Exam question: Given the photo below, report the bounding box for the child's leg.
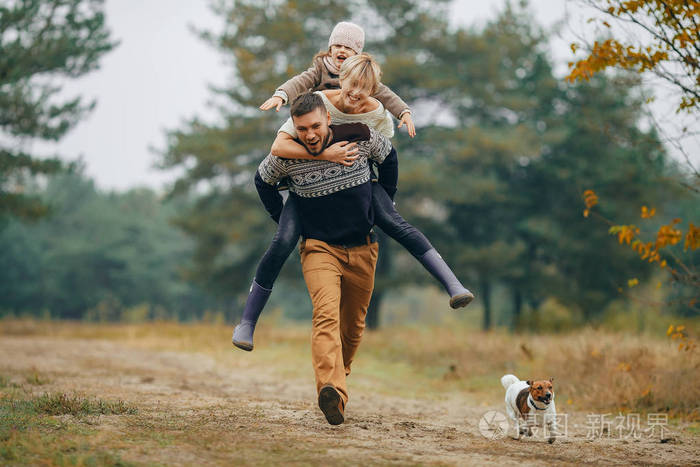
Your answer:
[232,195,302,351]
[371,183,474,308]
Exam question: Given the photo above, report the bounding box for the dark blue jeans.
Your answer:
[254,184,433,289]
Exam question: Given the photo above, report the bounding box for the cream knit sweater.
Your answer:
[279,91,394,139]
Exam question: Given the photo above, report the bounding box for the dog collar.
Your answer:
[528,395,548,411]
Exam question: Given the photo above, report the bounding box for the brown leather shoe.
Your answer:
[318,384,344,425]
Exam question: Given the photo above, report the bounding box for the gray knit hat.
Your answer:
[328,21,365,54]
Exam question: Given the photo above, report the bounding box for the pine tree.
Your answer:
[0,0,116,222]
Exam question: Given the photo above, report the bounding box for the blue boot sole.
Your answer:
[450,291,474,309]
[232,324,254,351]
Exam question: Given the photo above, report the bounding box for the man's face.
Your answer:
[292,108,332,156]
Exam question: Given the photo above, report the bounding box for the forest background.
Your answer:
[1,0,698,334]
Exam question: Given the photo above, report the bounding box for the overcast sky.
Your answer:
[36,0,694,191]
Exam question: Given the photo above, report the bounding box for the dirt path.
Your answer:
[1,335,698,466]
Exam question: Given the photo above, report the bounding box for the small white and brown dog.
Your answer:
[501,374,558,443]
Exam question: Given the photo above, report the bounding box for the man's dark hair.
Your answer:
[290,92,325,118]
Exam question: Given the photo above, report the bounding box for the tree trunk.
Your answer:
[512,288,522,331]
[481,280,492,331]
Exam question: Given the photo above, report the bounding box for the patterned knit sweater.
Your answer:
[256,123,394,245]
[259,123,391,198]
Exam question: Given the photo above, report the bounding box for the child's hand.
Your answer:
[260,96,284,112]
[320,141,359,166]
[398,113,416,138]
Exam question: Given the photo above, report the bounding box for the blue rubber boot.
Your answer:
[232,281,272,351]
[416,248,474,308]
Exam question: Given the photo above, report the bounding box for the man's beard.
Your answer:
[305,130,332,156]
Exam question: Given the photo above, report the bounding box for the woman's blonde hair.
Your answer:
[339,53,381,96]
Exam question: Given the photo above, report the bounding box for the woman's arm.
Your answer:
[271,131,359,166]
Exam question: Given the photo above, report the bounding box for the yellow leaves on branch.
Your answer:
[686,223,700,251]
[566,38,668,83]
[611,219,685,267]
[630,238,662,264]
[667,324,696,352]
[583,189,598,217]
[656,219,682,250]
[583,189,698,274]
[566,0,700,113]
[610,224,640,245]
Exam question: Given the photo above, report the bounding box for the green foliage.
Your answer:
[389,4,562,328]
[160,0,355,300]
[0,0,116,221]
[520,73,676,320]
[392,3,679,327]
[160,0,684,327]
[0,169,216,320]
[159,0,459,306]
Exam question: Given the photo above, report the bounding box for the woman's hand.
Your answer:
[398,112,416,138]
[319,141,359,166]
[260,96,284,112]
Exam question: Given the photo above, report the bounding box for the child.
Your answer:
[260,21,416,137]
[233,30,472,352]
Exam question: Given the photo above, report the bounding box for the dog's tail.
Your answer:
[500,374,520,390]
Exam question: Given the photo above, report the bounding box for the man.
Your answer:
[255,91,395,425]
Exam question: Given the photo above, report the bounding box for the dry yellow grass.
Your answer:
[1,319,698,466]
[1,319,697,418]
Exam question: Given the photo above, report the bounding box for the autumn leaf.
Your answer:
[566,1,700,114]
[583,189,598,208]
[685,223,700,251]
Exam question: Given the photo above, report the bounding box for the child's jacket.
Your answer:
[276,57,410,119]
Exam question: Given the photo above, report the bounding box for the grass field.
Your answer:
[1,319,698,466]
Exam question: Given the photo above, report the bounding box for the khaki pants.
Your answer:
[300,237,379,405]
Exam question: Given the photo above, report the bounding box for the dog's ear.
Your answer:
[526,380,532,386]
[549,377,554,383]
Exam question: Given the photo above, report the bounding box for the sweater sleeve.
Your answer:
[372,83,410,120]
[255,170,284,223]
[277,59,324,105]
[361,127,392,165]
[255,154,288,223]
[257,153,287,186]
